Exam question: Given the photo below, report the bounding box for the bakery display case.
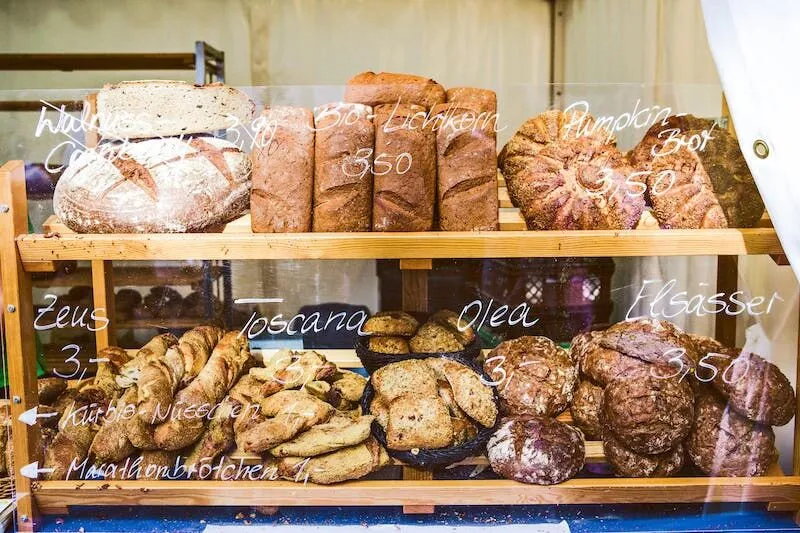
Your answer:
[0,73,798,533]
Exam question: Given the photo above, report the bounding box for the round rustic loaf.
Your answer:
[569,331,597,368]
[710,351,796,426]
[580,337,650,387]
[629,115,764,228]
[603,431,684,478]
[598,318,699,369]
[570,379,604,439]
[628,114,716,171]
[484,336,578,416]
[602,370,694,454]
[687,392,776,477]
[487,416,585,485]
[499,110,643,230]
[54,136,251,233]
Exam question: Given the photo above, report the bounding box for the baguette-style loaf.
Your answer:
[313,103,374,232]
[344,72,445,110]
[432,103,499,231]
[53,136,251,233]
[372,103,436,231]
[251,106,315,233]
[96,80,255,139]
[153,332,251,450]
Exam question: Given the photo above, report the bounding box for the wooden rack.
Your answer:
[2,154,799,532]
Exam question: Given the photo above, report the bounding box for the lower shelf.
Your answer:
[33,476,800,513]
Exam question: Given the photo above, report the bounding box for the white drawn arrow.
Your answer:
[18,406,59,426]
[20,462,54,479]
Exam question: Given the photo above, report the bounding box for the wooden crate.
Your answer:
[2,157,799,532]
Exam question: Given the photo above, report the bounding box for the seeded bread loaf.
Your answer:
[484,336,578,417]
[54,136,251,233]
[251,106,315,232]
[312,103,374,232]
[344,71,446,110]
[372,103,436,231]
[432,103,499,231]
[96,80,255,140]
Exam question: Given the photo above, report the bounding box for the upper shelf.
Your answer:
[16,213,784,264]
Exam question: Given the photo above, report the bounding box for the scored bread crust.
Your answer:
[500,110,645,230]
[96,80,255,139]
[687,391,776,477]
[602,371,694,455]
[251,106,315,233]
[432,103,499,231]
[312,102,374,232]
[372,103,436,232]
[53,136,251,233]
[487,416,585,485]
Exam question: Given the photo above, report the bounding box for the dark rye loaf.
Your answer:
[432,103,499,231]
[312,102,374,232]
[372,103,436,231]
[251,106,315,233]
[53,136,251,233]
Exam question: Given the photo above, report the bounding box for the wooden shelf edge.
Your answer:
[16,227,784,262]
[33,476,800,510]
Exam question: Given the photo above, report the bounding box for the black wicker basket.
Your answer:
[355,335,482,375]
[360,352,499,468]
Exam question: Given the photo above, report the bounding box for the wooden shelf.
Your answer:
[17,214,784,264]
[34,476,800,512]
[0,53,195,71]
[32,265,222,288]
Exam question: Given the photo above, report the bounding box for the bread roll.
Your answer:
[432,103,498,231]
[372,103,436,231]
[251,106,315,232]
[54,136,251,233]
[345,71,445,110]
[96,81,255,139]
[312,103,374,232]
[487,416,584,485]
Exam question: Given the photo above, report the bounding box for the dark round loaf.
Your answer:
[143,286,183,319]
[602,370,694,454]
[603,431,684,477]
[710,351,796,426]
[487,416,585,485]
[570,379,604,440]
[628,114,716,172]
[483,336,578,417]
[115,288,143,320]
[581,341,650,387]
[598,318,699,369]
[569,330,600,369]
[687,391,776,477]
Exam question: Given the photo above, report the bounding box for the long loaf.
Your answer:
[153,332,252,450]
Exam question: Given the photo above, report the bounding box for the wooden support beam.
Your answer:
[0,161,40,531]
[90,260,116,351]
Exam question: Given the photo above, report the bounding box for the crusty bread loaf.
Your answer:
[312,103,374,232]
[54,136,251,233]
[251,106,315,233]
[445,88,498,138]
[96,80,255,139]
[372,103,436,231]
[432,103,498,231]
[345,71,445,110]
